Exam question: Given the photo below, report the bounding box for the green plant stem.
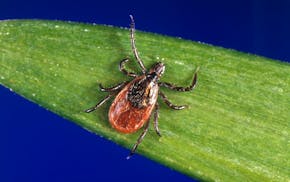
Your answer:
[0,20,289,182]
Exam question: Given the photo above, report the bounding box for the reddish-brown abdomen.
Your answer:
[108,77,157,133]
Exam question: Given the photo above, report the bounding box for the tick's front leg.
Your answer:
[129,15,147,73]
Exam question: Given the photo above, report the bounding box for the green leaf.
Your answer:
[0,20,289,182]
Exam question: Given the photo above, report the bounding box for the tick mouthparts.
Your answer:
[150,62,165,76]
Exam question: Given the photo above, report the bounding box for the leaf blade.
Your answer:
[0,20,289,182]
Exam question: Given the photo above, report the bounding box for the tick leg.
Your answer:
[129,15,146,73]
[84,93,114,113]
[159,69,198,92]
[127,119,150,159]
[99,81,128,92]
[153,103,161,136]
[119,58,138,77]
[159,91,186,110]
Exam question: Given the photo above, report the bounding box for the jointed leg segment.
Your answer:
[153,103,161,136]
[159,91,186,110]
[159,71,198,92]
[84,93,114,113]
[129,15,146,73]
[99,81,128,92]
[119,58,138,77]
[85,80,129,112]
[127,118,150,159]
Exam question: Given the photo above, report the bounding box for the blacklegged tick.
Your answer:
[85,15,198,159]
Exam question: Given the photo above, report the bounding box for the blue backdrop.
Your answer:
[1,1,290,182]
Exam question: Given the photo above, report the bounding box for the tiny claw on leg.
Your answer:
[155,130,161,137]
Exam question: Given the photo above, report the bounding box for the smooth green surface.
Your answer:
[0,20,289,182]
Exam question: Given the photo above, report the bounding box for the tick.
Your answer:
[85,15,198,158]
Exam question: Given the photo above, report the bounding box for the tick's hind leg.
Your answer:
[84,93,114,113]
[159,68,198,92]
[159,91,186,110]
[119,58,138,77]
[127,119,150,159]
[99,81,128,92]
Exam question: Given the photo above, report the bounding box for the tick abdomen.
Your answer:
[109,76,158,133]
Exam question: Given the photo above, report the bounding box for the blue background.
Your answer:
[1,1,290,181]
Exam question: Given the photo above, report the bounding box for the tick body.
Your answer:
[109,73,159,133]
[85,15,198,158]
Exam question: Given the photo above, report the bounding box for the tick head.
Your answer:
[149,62,165,78]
